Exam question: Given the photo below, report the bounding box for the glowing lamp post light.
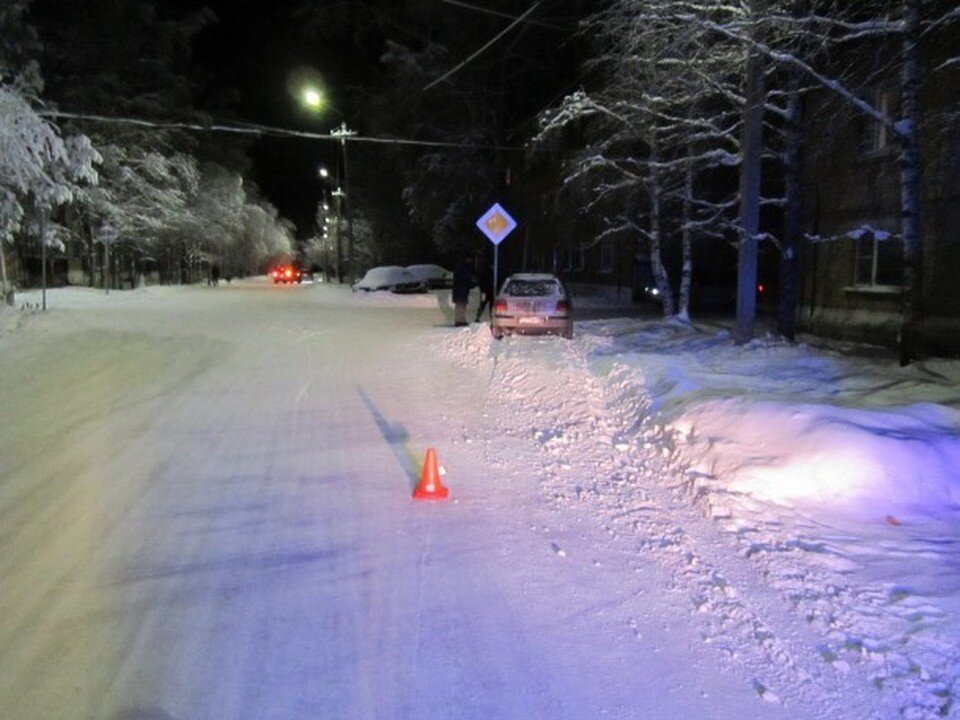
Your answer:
[316,166,333,282]
[302,86,324,110]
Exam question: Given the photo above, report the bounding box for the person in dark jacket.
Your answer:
[451,254,475,327]
[474,259,494,322]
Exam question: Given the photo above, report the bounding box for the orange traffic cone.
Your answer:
[413,448,449,500]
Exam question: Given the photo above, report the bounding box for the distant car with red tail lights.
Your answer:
[271,265,303,284]
[491,273,573,340]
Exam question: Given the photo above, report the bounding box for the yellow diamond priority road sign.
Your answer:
[476,203,517,246]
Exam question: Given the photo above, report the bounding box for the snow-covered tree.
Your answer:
[187,166,296,279]
[0,79,99,302]
[240,201,295,275]
[188,165,245,255]
[533,0,958,359]
[77,144,196,286]
[534,1,746,320]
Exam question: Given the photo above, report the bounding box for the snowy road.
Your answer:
[1,280,952,719]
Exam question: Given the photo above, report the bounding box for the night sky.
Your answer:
[162,0,582,236]
[28,0,583,240]
[176,0,376,232]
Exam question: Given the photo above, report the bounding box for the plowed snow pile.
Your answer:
[443,318,960,719]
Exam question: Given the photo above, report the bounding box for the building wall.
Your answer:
[799,37,960,356]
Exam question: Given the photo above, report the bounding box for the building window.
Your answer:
[854,230,902,288]
[599,240,614,273]
[869,87,900,152]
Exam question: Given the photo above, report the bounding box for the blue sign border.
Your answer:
[476,203,517,245]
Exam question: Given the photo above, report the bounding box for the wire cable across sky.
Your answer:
[40,110,524,151]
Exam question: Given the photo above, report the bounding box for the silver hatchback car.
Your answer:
[491,273,573,340]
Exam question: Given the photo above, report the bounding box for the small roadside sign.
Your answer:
[475,203,517,303]
[476,203,517,245]
[98,224,118,244]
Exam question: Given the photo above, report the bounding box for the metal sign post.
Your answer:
[98,224,117,295]
[40,208,48,311]
[475,203,517,304]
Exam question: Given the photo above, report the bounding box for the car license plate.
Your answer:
[518,316,544,324]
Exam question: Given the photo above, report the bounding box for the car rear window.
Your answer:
[504,279,561,297]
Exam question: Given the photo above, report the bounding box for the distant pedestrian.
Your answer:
[210,264,220,287]
[475,260,494,322]
[451,253,475,327]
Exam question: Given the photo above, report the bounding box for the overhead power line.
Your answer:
[423,1,544,91]
[439,0,568,32]
[39,110,523,151]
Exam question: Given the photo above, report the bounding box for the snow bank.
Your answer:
[440,316,960,717]
[579,318,960,523]
[674,399,960,522]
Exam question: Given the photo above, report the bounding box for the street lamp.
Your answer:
[316,165,336,282]
[302,86,324,110]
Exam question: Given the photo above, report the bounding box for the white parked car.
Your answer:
[352,266,426,293]
[405,264,453,289]
[491,273,573,339]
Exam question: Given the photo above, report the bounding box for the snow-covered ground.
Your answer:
[444,312,960,719]
[2,280,958,719]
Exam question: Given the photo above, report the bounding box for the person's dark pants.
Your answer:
[475,294,490,322]
[454,302,467,326]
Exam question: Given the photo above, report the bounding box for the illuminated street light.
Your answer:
[302,87,323,109]
[315,166,334,282]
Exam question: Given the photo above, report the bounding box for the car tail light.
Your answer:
[555,299,569,313]
[494,298,507,315]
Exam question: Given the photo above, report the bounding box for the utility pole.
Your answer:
[332,186,345,283]
[99,223,117,295]
[40,206,48,311]
[331,122,356,283]
[734,0,767,344]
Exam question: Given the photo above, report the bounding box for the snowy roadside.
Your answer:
[441,320,960,719]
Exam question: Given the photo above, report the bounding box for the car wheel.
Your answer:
[491,326,504,340]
